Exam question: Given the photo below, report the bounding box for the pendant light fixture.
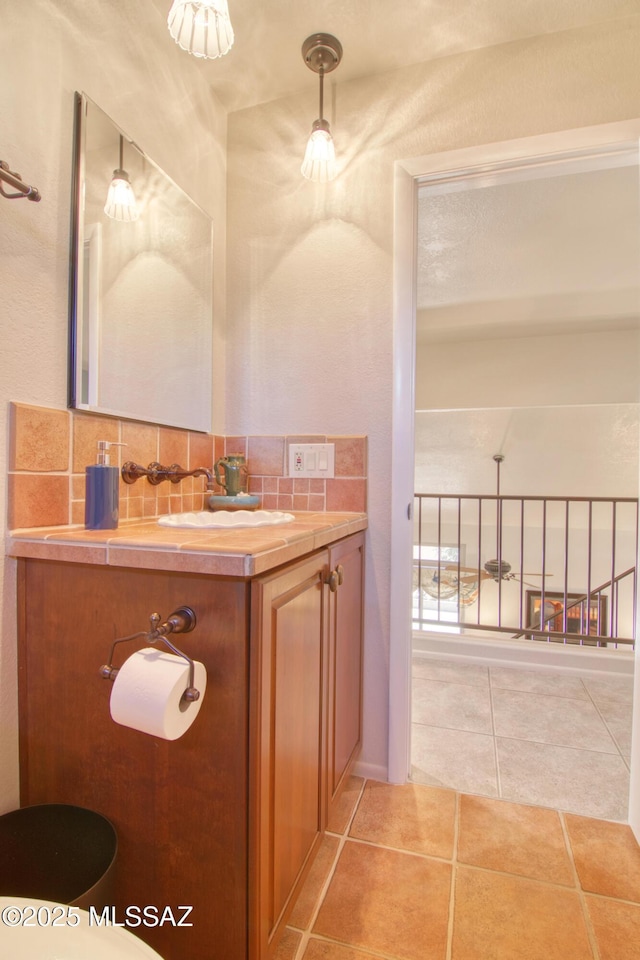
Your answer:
[301,33,343,183]
[167,0,234,59]
[104,135,139,222]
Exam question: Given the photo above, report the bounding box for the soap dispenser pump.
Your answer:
[85,440,122,530]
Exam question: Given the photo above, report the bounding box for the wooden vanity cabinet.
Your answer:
[16,531,364,960]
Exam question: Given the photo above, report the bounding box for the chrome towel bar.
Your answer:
[0,159,41,202]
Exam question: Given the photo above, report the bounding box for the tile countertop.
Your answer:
[7,512,368,578]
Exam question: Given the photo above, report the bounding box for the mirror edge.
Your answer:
[67,90,84,412]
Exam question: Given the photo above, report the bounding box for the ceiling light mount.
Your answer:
[301,33,343,76]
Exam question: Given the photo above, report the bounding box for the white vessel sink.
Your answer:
[158,510,295,529]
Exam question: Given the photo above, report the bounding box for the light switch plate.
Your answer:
[288,443,335,478]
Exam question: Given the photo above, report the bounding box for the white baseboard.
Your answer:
[352,759,389,784]
[412,630,634,678]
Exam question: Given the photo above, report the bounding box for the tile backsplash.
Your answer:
[7,403,367,530]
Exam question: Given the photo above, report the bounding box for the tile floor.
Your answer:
[274,777,640,960]
[411,656,634,821]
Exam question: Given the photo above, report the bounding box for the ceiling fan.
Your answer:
[430,454,552,595]
[451,557,551,590]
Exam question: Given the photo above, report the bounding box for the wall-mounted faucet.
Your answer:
[121,461,216,490]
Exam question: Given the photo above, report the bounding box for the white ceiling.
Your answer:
[150,0,636,112]
[416,159,640,338]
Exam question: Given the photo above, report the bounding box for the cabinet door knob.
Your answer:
[327,570,339,592]
[326,565,345,592]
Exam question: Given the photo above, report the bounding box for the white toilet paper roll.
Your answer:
[110,648,207,740]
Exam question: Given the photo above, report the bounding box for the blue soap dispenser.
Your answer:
[85,440,121,530]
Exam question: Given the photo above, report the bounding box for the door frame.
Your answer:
[389,119,640,834]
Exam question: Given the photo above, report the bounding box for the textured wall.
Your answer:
[417,329,640,411]
[415,330,640,501]
[0,0,227,812]
[227,16,640,781]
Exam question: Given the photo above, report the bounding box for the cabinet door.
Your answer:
[250,550,328,958]
[327,532,365,810]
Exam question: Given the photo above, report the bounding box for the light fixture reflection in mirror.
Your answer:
[104,135,139,222]
[69,93,214,433]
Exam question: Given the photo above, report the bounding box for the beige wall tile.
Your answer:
[286,435,327,449]
[7,403,368,527]
[71,500,85,526]
[144,499,159,518]
[224,436,247,457]
[214,435,226,461]
[72,413,120,474]
[189,431,215,469]
[126,497,144,519]
[330,437,367,478]
[9,475,70,529]
[159,427,188,467]
[10,403,70,472]
[121,421,159,468]
[248,436,285,476]
[326,479,367,513]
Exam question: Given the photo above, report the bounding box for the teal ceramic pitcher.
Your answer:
[214,454,248,497]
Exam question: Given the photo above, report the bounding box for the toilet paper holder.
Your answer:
[99,606,201,702]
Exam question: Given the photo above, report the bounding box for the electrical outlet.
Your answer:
[288,443,335,478]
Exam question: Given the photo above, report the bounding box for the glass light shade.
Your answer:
[167,0,234,59]
[301,120,337,183]
[104,170,139,222]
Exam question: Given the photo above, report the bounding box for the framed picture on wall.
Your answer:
[525,590,608,644]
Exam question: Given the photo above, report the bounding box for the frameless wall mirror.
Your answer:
[69,92,213,432]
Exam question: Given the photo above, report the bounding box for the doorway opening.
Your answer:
[390,123,640,825]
